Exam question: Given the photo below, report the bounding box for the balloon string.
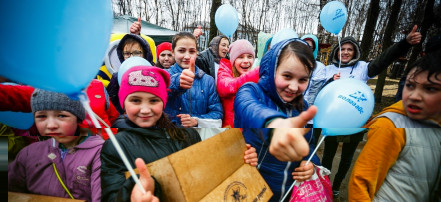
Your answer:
[280,135,326,202]
[78,92,146,194]
[338,34,341,71]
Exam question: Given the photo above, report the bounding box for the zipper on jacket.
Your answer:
[279,161,292,201]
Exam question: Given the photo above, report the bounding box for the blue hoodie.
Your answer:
[234,38,320,201]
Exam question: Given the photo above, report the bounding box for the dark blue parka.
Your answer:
[165,63,223,127]
[234,38,320,201]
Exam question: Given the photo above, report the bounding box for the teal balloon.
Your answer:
[118,57,152,85]
[0,1,113,95]
[313,78,374,136]
[270,28,299,47]
[320,1,348,34]
[215,4,239,37]
[0,111,34,130]
[322,128,366,136]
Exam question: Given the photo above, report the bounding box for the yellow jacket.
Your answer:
[348,101,406,201]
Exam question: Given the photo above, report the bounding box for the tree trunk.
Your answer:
[406,0,435,69]
[374,0,403,103]
[209,0,222,43]
[360,0,380,61]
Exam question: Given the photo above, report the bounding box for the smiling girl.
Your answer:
[234,38,321,201]
[165,32,223,128]
[8,89,104,202]
[217,39,259,128]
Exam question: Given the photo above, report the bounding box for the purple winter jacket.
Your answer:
[8,135,104,202]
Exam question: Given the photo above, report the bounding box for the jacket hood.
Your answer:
[258,38,306,108]
[330,36,361,67]
[301,34,319,59]
[257,32,273,59]
[52,135,104,149]
[117,34,154,64]
[377,101,407,117]
[209,35,229,63]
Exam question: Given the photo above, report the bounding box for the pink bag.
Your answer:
[289,165,333,202]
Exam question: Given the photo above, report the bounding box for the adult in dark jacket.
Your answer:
[195,35,230,80]
[321,25,422,196]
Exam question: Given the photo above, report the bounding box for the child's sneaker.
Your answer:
[332,190,340,196]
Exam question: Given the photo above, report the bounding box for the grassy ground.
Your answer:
[367,77,401,115]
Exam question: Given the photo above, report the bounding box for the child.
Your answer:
[100,65,258,201]
[234,38,321,201]
[348,48,441,201]
[107,33,155,114]
[156,42,174,69]
[165,32,223,128]
[217,39,259,128]
[8,89,104,202]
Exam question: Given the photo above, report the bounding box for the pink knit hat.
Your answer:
[119,66,170,109]
[229,39,255,66]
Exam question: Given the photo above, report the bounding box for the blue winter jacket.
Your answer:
[165,63,223,127]
[234,38,320,201]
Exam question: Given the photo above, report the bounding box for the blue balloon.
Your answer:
[0,111,34,130]
[270,28,299,47]
[118,57,152,85]
[313,78,374,136]
[215,4,239,37]
[0,1,113,95]
[320,1,348,34]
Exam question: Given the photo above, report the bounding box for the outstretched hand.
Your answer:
[130,18,142,35]
[268,106,317,162]
[131,158,158,202]
[179,57,196,89]
[406,25,422,45]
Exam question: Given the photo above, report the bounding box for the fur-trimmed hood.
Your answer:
[330,36,361,67]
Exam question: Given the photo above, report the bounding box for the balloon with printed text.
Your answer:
[0,0,113,96]
[215,4,239,38]
[320,1,348,34]
[313,78,374,136]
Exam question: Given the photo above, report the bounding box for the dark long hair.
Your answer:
[277,40,316,112]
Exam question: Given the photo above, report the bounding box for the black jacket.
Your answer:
[100,128,201,202]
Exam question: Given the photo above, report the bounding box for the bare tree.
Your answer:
[374,0,403,103]
[360,0,380,61]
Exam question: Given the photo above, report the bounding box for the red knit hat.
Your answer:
[119,66,170,109]
[156,42,173,58]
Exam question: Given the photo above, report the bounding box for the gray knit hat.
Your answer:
[31,89,86,121]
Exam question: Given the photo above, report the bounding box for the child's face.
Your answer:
[123,42,143,60]
[173,38,197,69]
[124,92,164,128]
[234,53,254,75]
[218,38,230,58]
[158,50,175,69]
[34,110,80,147]
[275,55,310,103]
[403,69,441,121]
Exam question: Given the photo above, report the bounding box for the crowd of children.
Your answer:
[4,16,440,202]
